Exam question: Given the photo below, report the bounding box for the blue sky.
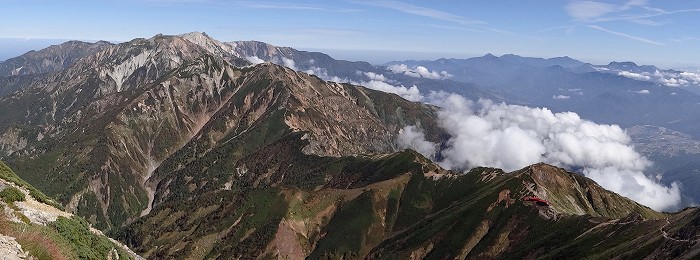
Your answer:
[1,0,699,67]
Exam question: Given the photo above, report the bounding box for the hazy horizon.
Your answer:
[1,35,698,71]
[2,1,700,68]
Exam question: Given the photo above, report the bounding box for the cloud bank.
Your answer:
[402,92,681,211]
[302,66,424,102]
[397,125,438,159]
[618,71,651,81]
[245,56,265,64]
[281,57,297,70]
[363,71,387,81]
[609,68,700,87]
[362,80,423,102]
[388,64,452,79]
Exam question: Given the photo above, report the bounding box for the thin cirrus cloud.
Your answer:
[565,0,647,21]
[566,0,617,21]
[358,0,485,25]
[592,6,700,23]
[670,36,700,43]
[237,1,362,12]
[587,25,664,45]
[564,0,700,46]
[353,0,510,34]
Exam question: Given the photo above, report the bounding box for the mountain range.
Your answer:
[387,55,700,138]
[0,32,699,258]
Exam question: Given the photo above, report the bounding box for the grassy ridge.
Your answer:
[0,161,62,209]
[0,162,132,259]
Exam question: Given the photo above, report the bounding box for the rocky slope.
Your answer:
[0,161,141,259]
[0,40,113,97]
[0,34,235,229]
[0,40,113,77]
[0,33,444,231]
[119,154,700,259]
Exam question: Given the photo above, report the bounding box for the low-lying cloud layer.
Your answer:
[245,56,265,64]
[281,57,297,71]
[606,67,700,88]
[397,126,438,159]
[399,92,681,211]
[362,80,423,102]
[388,64,452,79]
[618,71,651,81]
[303,66,425,102]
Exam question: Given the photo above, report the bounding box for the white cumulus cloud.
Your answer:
[618,71,651,81]
[304,67,422,102]
[246,56,265,65]
[304,66,331,79]
[281,57,297,70]
[363,71,387,81]
[397,126,437,159]
[553,95,571,100]
[603,68,700,88]
[400,92,681,211]
[680,71,700,84]
[387,64,452,79]
[362,80,423,102]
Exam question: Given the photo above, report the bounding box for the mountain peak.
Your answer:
[0,40,113,76]
[179,31,234,58]
[512,163,664,219]
[180,31,209,38]
[482,53,498,59]
[608,61,638,67]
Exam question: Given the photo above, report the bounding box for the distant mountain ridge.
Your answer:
[387,54,700,138]
[0,40,113,77]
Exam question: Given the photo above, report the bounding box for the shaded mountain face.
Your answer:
[119,158,700,259]
[231,40,377,80]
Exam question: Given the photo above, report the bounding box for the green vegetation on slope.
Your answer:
[0,161,62,209]
[0,162,133,259]
[0,186,25,203]
[309,191,377,259]
[52,216,131,260]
